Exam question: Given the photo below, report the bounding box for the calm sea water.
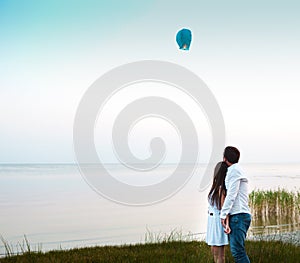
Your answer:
[0,163,299,255]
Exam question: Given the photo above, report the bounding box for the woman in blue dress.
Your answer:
[206,161,231,263]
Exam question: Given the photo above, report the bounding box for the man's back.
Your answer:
[222,163,250,217]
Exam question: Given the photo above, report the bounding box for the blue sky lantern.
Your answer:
[176,28,192,50]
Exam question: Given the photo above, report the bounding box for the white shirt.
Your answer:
[220,163,251,219]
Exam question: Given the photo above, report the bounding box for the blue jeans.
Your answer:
[229,213,251,263]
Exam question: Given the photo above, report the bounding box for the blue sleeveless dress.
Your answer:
[205,197,229,246]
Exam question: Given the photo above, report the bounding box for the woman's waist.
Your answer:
[208,205,221,214]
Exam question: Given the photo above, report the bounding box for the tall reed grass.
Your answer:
[249,188,300,235]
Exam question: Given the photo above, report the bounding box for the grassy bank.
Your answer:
[1,240,300,263]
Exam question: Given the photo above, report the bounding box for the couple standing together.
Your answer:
[206,146,251,263]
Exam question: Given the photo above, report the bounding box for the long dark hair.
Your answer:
[208,161,228,210]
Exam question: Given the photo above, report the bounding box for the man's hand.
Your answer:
[221,217,231,234]
[224,224,231,234]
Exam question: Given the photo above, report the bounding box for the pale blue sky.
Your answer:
[1,0,300,163]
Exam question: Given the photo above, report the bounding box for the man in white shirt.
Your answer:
[220,146,251,263]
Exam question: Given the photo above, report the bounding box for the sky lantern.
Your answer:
[176,28,192,50]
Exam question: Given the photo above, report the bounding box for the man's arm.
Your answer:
[220,170,241,219]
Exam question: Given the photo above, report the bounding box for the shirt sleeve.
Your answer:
[220,169,241,219]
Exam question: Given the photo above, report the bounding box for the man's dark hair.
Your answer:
[224,146,240,164]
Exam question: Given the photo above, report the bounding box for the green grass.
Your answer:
[0,240,299,263]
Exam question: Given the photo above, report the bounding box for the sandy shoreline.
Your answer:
[248,230,300,245]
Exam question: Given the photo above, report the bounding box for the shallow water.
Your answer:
[0,163,299,255]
